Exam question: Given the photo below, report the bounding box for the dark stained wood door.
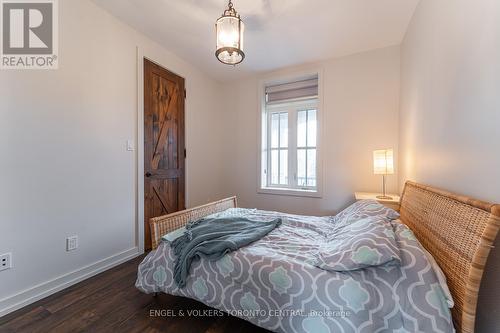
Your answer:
[144,59,185,250]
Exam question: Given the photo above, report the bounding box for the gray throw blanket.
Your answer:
[171,217,282,287]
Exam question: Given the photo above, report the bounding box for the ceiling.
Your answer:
[92,0,420,82]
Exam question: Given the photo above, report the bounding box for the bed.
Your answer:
[136,182,500,333]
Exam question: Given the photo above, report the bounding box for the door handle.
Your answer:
[145,172,152,178]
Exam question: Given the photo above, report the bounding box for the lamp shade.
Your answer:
[373,149,394,175]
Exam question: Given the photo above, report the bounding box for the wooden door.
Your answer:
[144,59,185,251]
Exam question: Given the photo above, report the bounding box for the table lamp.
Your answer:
[373,149,394,199]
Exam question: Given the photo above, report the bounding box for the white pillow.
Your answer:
[422,247,454,308]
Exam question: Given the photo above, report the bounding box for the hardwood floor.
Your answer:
[0,255,270,333]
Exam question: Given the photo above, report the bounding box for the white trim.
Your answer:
[136,47,145,254]
[0,247,140,317]
[258,187,322,198]
[257,68,324,198]
[136,47,189,253]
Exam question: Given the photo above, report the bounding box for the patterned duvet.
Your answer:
[136,207,454,333]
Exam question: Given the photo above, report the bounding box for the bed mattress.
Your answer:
[136,208,454,333]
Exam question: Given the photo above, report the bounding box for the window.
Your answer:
[260,74,322,197]
[297,109,317,188]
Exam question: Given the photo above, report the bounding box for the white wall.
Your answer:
[399,1,500,331]
[222,46,401,216]
[0,0,227,315]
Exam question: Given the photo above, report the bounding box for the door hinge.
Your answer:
[184,88,186,99]
[184,148,187,158]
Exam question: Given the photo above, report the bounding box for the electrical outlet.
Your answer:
[66,236,78,251]
[0,253,12,271]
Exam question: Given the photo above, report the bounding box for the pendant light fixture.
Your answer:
[215,0,245,65]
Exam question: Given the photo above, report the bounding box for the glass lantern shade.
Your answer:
[215,10,245,65]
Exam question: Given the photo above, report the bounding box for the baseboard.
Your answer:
[0,247,141,318]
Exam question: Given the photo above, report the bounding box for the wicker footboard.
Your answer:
[149,196,237,250]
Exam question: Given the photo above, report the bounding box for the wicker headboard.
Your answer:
[399,181,500,333]
[149,196,237,250]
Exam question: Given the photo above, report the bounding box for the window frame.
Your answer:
[267,109,290,187]
[258,70,324,198]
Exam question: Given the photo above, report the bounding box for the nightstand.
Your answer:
[355,192,401,212]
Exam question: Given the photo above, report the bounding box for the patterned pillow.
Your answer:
[315,216,401,272]
[331,199,400,225]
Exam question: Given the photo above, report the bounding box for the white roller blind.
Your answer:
[265,76,318,104]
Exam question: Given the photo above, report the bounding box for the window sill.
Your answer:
[258,187,322,198]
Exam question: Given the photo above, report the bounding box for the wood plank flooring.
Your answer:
[0,255,270,333]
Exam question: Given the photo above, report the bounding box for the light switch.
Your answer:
[127,140,134,151]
